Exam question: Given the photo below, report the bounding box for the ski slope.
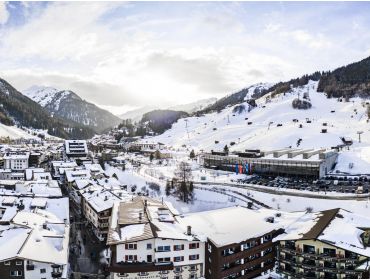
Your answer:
[0,123,37,139]
[150,81,370,152]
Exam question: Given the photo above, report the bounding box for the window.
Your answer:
[189,243,199,249]
[40,269,46,274]
[10,271,22,277]
[4,261,10,266]
[189,274,196,279]
[158,257,171,263]
[125,243,137,250]
[147,255,152,262]
[208,244,212,253]
[174,256,184,262]
[157,245,171,252]
[147,243,152,250]
[16,261,22,265]
[174,244,184,251]
[125,255,137,262]
[174,267,182,272]
[189,254,199,261]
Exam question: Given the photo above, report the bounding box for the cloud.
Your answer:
[0,1,9,25]
[289,29,332,50]
[0,1,370,115]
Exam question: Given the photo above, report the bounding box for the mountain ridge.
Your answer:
[23,85,121,133]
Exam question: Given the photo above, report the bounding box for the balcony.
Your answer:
[51,271,63,278]
[219,252,274,278]
[222,241,274,263]
[108,261,174,273]
[303,272,318,279]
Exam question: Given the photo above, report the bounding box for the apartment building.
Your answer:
[80,185,130,241]
[107,197,205,279]
[276,208,370,279]
[180,206,285,279]
[3,153,29,171]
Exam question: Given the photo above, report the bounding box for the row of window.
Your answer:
[4,261,22,266]
[125,243,199,251]
[125,255,200,262]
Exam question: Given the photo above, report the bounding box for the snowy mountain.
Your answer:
[198,83,273,115]
[0,78,95,139]
[23,86,121,133]
[149,80,370,152]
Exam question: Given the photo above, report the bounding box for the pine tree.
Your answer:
[165,181,171,196]
[224,145,229,155]
[189,149,195,159]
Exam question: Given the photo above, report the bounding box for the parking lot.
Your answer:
[232,175,370,194]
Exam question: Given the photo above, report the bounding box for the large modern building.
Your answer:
[201,148,338,178]
[107,197,205,279]
[276,208,370,279]
[64,140,88,159]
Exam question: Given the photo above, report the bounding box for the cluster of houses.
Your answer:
[0,143,69,279]
[105,198,370,279]
[0,138,369,280]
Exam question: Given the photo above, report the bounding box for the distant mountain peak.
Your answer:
[22,85,120,133]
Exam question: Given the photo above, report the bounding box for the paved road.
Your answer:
[194,181,370,201]
[69,199,108,278]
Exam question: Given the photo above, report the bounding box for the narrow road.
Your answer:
[194,181,370,201]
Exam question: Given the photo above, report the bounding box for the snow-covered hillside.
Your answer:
[23,85,60,107]
[0,123,36,139]
[149,81,370,152]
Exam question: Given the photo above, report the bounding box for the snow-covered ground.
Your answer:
[226,184,370,214]
[149,81,370,151]
[0,123,37,139]
[105,155,370,218]
[332,146,370,174]
[104,163,245,214]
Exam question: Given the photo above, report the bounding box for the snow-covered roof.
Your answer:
[80,185,130,213]
[275,208,370,257]
[65,169,91,183]
[1,210,70,265]
[107,197,199,245]
[179,206,300,247]
[3,153,29,160]
[25,168,45,181]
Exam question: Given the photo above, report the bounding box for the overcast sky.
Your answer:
[1,1,370,114]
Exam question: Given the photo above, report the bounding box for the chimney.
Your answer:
[42,223,47,230]
[187,225,192,236]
